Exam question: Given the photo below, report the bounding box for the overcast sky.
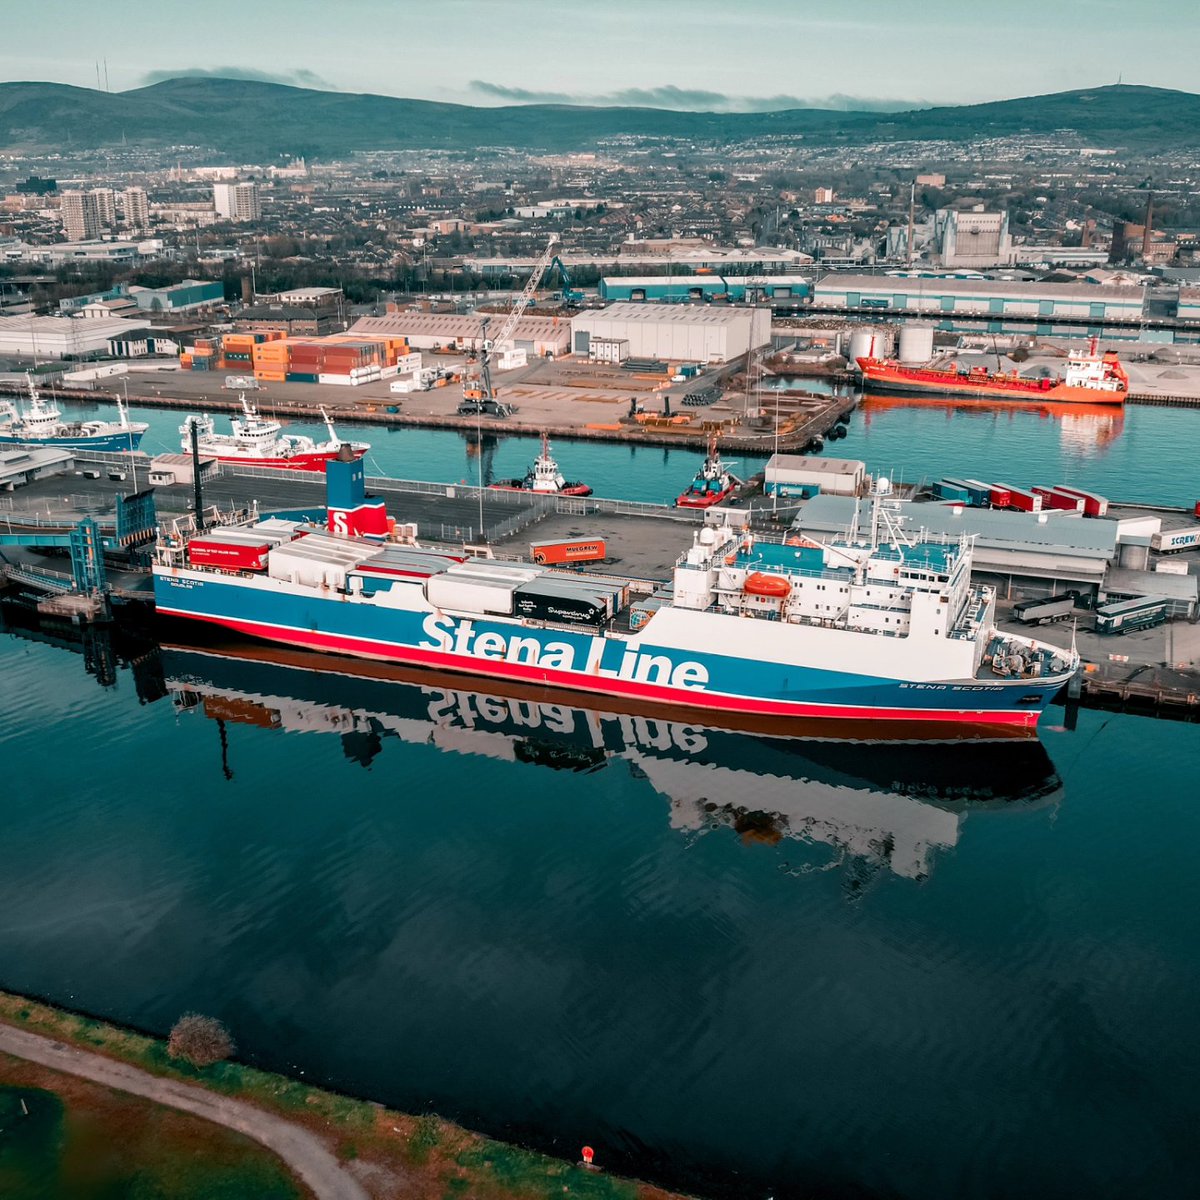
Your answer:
[3,0,1196,110]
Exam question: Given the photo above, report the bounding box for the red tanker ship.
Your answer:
[858,339,1127,406]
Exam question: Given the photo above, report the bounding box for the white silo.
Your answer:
[848,327,882,368]
[897,324,935,364]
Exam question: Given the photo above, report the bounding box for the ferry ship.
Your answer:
[676,436,741,508]
[151,454,1078,734]
[490,432,592,496]
[0,375,147,452]
[180,394,369,471]
[857,339,1128,405]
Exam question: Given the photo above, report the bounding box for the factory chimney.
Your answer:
[1141,190,1154,261]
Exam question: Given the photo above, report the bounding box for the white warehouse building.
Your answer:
[570,303,771,363]
[0,315,150,358]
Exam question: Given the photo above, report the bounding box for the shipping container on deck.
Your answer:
[1054,486,1109,518]
[425,574,516,616]
[987,484,1012,508]
[449,560,544,586]
[629,594,670,630]
[267,533,381,590]
[188,539,271,572]
[562,570,630,611]
[286,373,319,383]
[991,483,1041,513]
[512,582,607,628]
[521,574,622,620]
[354,547,465,579]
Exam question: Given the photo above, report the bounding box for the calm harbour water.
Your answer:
[6,395,1200,1196]
[1,620,1199,1199]
[64,385,1200,507]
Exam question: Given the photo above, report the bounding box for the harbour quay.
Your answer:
[4,451,1198,721]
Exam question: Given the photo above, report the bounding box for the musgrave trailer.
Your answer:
[1094,595,1169,635]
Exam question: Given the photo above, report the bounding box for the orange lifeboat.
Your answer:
[743,572,791,599]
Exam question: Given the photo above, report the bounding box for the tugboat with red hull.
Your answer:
[676,436,741,508]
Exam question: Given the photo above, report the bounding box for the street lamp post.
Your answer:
[122,378,138,492]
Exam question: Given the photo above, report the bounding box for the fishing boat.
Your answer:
[490,432,592,496]
[152,458,1078,735]
[676,436,741,508]
[0,374,147,452]
[180,394,369,471]
[857,339,1127,405]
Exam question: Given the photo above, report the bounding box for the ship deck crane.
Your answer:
[459,234,560,418]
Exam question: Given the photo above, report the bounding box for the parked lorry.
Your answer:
[1150,526,1200,553]
[1012,593,1078,625]
[1094,595,1169,636]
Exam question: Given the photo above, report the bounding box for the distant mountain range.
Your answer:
[0,78,1197,159]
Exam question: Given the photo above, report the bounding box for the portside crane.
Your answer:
[459,234,560,418]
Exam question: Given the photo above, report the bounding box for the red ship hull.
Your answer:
[203,447,368,472]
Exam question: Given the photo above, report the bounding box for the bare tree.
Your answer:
[167,1013,235,1067]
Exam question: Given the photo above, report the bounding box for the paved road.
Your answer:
[0,1022,369,1200]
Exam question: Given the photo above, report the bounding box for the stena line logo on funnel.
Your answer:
[420,614,710,690]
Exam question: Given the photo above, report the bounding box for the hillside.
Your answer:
[0,78,1196,158]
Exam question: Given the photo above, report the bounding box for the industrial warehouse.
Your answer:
[348,313,570,358]
[811,275,1148,322]
[598,275,811,304]
[569,303,770,363]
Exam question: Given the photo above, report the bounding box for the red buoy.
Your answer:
[581,1145,595,1166]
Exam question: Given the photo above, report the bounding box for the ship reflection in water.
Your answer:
[859,391,1125,456]
[162,639,1063,884]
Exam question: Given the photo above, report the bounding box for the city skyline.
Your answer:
[2,0,1198,112]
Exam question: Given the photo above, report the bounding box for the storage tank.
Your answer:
[897,324,935,365]
[848,328,884,367]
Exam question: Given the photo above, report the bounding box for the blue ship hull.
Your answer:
[153,570,1068,733]
[0,429,145,452]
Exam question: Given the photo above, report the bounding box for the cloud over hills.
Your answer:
[468,80,926,112]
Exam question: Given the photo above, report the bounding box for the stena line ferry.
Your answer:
[152,452,1078,736]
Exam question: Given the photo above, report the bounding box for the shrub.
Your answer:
[167,1013,235,1067]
